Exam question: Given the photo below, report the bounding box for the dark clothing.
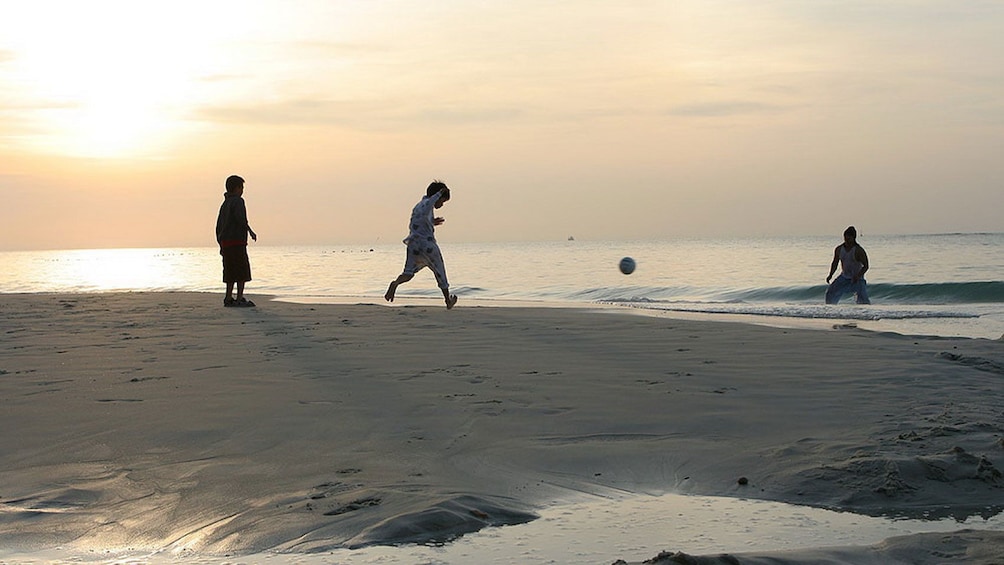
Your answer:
[221,245,252,283]
[216,193,251,248]
[216,192,252,283]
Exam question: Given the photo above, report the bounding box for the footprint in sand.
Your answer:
[323,497,382,516]
[128,376,168,383]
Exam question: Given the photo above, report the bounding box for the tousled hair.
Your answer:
[427,180,450,201]
[226,175,245,192]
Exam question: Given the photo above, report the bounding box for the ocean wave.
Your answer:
[589,281,1004,306]
[866,281,1004,304]
[609,302,980,322]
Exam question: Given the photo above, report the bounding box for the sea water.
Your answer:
[1,233,1002,339]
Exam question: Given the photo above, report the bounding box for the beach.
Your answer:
[2,292,1004,563]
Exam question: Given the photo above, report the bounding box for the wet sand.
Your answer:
[1,292,1003,563]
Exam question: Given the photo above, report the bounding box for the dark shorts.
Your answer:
[221,245,252,283]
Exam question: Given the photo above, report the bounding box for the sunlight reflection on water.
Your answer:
[3,493,1002,564]
[0,247,218,293]
[57,248,195,291]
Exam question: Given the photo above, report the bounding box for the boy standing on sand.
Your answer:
[216,175,258,307]
[825,225,870,305]
[385,181,458,309]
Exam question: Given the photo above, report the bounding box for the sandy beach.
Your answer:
[2,292,1004,563]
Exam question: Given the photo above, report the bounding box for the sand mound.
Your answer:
[344,494,536,549]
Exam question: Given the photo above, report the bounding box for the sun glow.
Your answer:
[2,1,262,158]
[37,90,175,159]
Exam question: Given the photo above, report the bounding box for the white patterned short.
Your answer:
[401,237,449,290]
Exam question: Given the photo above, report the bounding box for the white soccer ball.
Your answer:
[619,257,636,275]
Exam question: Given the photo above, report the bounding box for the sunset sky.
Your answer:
[2,1,1002,251]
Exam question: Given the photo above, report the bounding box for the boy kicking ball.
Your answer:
[385,180,458,309]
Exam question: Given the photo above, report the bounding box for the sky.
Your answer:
[1,0,1003,251]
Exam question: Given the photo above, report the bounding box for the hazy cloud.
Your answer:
[668,102,788,118]
[196,98,525,129]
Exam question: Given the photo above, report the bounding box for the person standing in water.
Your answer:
[825,226,870,304]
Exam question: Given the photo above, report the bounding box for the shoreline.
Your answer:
[12,287,1001,340]
[2,291,1004,562]
[278,293,1002,340]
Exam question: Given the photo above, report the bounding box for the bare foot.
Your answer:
[385,282,397,302]
[446,294,458,310]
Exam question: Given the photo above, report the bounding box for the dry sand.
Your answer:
[2,292,1004,563]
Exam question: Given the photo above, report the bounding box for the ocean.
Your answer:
[1,233,1002,339]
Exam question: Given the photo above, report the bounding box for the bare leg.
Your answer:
[385,274,413,302]
[236,281,246,301]
[442,287,458,309]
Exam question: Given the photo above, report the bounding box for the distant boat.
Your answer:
[567,236,575,241]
